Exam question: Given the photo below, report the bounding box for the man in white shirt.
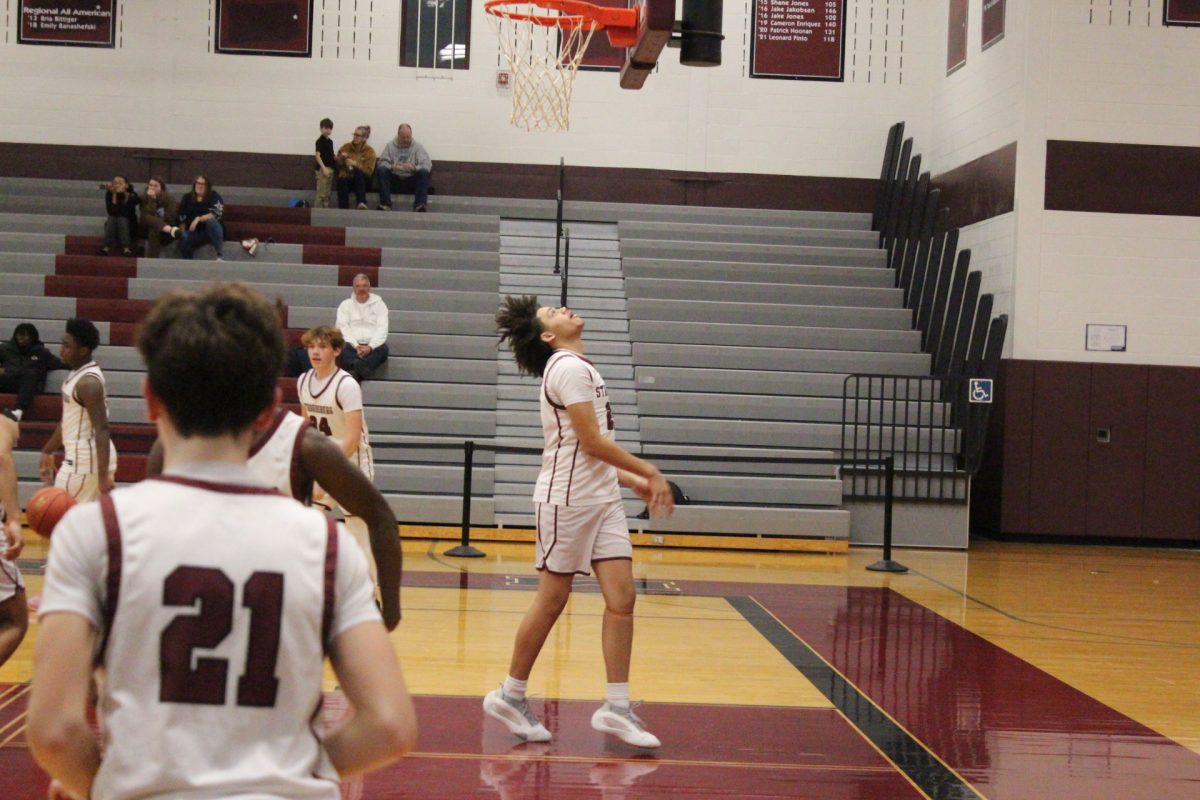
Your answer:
[28,283,416,800]
[335,274,389,382]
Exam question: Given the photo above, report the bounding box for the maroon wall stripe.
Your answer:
[1045,140,1200,217]
[0,142,878,213]
[931,142,1016,228]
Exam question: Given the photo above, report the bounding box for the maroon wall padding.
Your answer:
[931,142,1017,228]
[972,359,1033,534]
[107,322,138,346]
[1144,367,1200,540]
[55,254,138,278]
[223,205,312,224]
[337,265,379,287]
[0,143,879,212]
[1045,140,1200,217]
[303,245,381,266]
[223,221,345,246]
[1087,364,1148,538]
[76,298,153,323]
[1028,362,1092,536]
[46,275,128,300]
[976,359,1200,541]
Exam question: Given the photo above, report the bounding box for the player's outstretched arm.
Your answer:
[324,621,417,777]
[302,427,402,630]
[565,402,675,518]
[76,376,113,493]
[27,613,102,798]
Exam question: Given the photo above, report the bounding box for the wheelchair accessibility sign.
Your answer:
[969,379,994,404]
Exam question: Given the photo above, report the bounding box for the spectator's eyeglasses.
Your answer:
[353,133,365,138]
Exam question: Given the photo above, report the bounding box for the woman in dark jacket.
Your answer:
[101,175,140,256]
[177,175,226,260]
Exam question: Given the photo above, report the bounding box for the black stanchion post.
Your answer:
[445,439,485,558]
[867,455,908,573]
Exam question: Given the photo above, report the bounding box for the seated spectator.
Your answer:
[335,274,389,381]
[0,323,65,422]
[100,176,140,256]
[375,124,432,213]
[138,176,180,258]
[336,125,377,210]
[177,175,226,260]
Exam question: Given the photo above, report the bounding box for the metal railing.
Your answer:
[368,439,903,569]
[848,122,1010,500]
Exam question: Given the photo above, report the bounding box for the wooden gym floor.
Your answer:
[2,535,1198,798]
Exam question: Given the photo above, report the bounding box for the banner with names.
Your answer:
[18,1,115,48]
[751,0,847,81]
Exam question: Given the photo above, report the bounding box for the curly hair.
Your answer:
[65,318,101,351]
[136,283,284,437]
[496,295,553,378]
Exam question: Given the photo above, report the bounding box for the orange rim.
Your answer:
[484,0,638,32]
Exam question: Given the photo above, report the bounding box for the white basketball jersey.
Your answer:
[248,409,312,501]
[60,361,118,475]
[40,470,379,800]
[534,350,620,506]
[298,368,373,479]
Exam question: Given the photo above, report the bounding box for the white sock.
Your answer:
[606,682,630,710]
[502,676,528,701]
[11,409,22,421]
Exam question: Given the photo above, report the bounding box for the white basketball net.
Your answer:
[487,4,600,132]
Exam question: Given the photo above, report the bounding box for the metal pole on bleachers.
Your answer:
[554,157,564,274]
[445,439,485,558]
[560,230,570,307]
[867,456,908,573]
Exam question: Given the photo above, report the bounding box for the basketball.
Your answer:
[25,487,77,539]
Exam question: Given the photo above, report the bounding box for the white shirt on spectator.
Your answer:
[336,293,389,350]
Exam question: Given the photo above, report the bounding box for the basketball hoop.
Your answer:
[485,0,641,131]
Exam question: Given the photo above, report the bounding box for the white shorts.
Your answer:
[0,558,23,603]
[535,500,631,576]
[55,469,115,503]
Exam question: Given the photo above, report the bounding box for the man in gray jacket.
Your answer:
[375,124,432,212]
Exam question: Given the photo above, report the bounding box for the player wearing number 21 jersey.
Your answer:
[29,284,415,800]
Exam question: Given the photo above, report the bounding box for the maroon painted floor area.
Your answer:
[5,571,1200,798]
[0,690,917,799]
[747,583,1200,800]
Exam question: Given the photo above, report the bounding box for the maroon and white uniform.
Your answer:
[248,409,313,501]
[38,462,379,800]
[297,368,373,480]
[297,368,376,581]
[56,361,118,500]
[533,351,629,575]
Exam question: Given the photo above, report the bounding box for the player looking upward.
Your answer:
[484,296,674,749]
